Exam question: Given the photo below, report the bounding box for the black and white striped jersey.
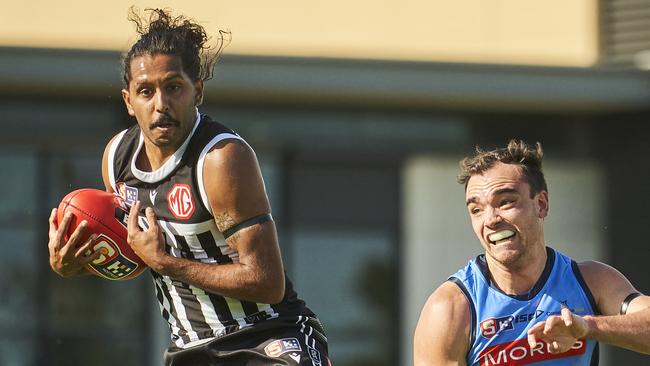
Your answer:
[107,112,314,348]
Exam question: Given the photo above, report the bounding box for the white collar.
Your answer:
[131,110,201,183]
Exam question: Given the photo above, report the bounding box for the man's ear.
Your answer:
[537,190,549,219]
[122,89,135,116]
[194,80,204,106]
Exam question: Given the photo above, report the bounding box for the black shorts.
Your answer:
[164,316,330,366]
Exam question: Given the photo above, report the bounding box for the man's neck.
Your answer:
[138,141,178,172]
[486,245,548,296]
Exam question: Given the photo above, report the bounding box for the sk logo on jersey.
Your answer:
[167,184,195,219]
[480,316,514,338]
[264,338,302,357]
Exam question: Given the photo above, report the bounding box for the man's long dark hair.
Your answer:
[121,7,230,87]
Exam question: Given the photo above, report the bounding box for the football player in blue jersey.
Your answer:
[414,140,650,366]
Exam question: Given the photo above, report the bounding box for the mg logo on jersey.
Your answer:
[167,184,195,219]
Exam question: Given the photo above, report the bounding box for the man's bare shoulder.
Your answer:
[414,281,470,366]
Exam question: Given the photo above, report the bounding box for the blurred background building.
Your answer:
[1,0,649,365]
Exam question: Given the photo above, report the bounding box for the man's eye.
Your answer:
[470,207,481,215]
[138,89,151,96]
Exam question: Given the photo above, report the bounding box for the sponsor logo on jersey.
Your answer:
[308,346,322,366]
[116,182,138,206]
[264,338,302,357]
[86,234,139,280]
[167,184,195,219]
[480,315,514,338]
[480,303,585,339]
[478,338,586,366]
[480,310,549,338]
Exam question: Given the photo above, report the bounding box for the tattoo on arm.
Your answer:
[215,213,273,242]
[215,212,239,241]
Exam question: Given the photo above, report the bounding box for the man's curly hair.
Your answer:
[458,139,548,197]
[121,7,230,87]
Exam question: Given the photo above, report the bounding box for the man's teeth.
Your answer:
[488,230,515,243]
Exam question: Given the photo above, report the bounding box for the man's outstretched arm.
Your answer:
[527,261,650,354]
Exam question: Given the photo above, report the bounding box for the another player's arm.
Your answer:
[414,281,470,366]
[127,139,285,304]
[527,261,650,354]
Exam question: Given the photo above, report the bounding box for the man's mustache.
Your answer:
[151,114,179,129]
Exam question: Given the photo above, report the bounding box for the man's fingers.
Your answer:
[561,307,573,327]
[543,315,559,334]
[550,341,561,353]
[66,220,87,247]
[54,212,73,246]
[74,234,98,258]
[145,207,158,229]
[528,321,544,335]
[48,208,58,235]
[527,332,538,349]
[128,201,142,233]
[82,249,102,266]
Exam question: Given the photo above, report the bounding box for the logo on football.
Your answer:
[57,188,147,281]
[167,184,195,219]
[86,234,141,280]
[90,236,119,265]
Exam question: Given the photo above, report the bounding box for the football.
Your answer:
[57,188,147,280]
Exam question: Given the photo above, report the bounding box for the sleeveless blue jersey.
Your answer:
[449,247,600,366]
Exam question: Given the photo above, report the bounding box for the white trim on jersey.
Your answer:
[165,275,202,346]
[131,110,202,183]
[153,277,184,343]
[196,132,246,215]
[225,297,252,328]
[158,220,184,259]
[209,226,240,263]
[191,287,229,336]
[157,218,238,262]
[160,217,220,236]
[296,316,326,366]
[107,129,128,192]
[256,303,280,320]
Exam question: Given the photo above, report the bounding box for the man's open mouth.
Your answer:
[488,230,516,244]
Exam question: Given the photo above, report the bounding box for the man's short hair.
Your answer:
[457,139,548,197]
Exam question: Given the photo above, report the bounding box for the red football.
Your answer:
[56,188,147,280]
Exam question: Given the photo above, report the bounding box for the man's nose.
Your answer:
[154,88,170,112]
[485,207,503,227]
